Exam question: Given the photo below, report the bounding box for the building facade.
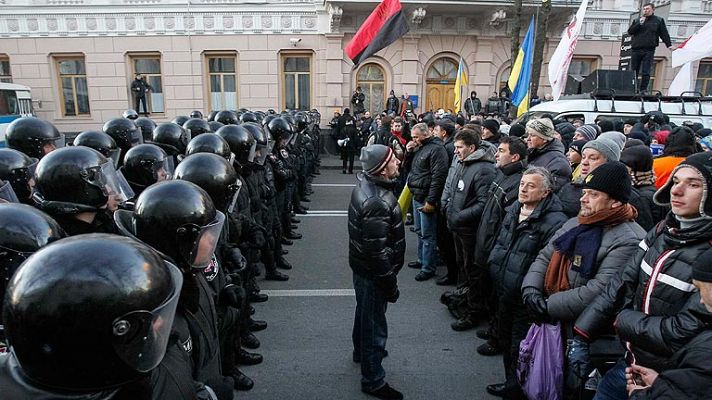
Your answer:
[1,0,711,132]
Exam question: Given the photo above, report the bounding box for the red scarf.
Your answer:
[392,131,406,145]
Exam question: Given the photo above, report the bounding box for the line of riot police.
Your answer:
[0,107,322,399]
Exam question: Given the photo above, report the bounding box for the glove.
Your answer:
[523,291,549,324]
[419,202,436,213]
[219,284,245,309]
[224,247,247,274]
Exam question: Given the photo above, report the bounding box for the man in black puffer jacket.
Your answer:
[405,122,450,281]
[348,144,406,400]
[574,153,712,400]
[444,128,498,331]
[486,166,568,399]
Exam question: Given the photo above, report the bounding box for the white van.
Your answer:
[518,94,712,128]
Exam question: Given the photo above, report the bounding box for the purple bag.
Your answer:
[516,322,564,400]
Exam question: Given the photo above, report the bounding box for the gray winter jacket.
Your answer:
[521,216,646,322]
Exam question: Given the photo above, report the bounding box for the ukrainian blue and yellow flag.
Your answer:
[454,57,468,113]
[508,17,535,116]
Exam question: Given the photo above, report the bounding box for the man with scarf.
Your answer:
[574,153,712,400]
[520,161,646,328]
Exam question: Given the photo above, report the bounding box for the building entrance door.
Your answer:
[425,58,457,112]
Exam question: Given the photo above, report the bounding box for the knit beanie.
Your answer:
[575,124,598,141]
[700,135,712,151]
[555,122,576,137]
[697,128,712,138]
[599,131,626,152]
[692,247,712,282]
[509,123,526,138]
[597,119,615,133]
[569,140,587,156]
[360,144,393,175]
[526,118,555,141]
[654,152,712,218]
[583,161,632,203]
[628,130,649,144]
[620,144,653,172]
[582,137,621,162]
[483,119,500,135]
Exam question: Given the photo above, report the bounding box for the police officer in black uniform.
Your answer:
[120,143,174,199]
[0,148,38,204]
[5,116,65,160]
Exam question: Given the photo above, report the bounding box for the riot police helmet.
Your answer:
[240,112,259,124]
[0,148,38,203]
[6,117,65,159]
[242,122,271,165]
[207,110,219,122]
[134,117,157,143]
[120,144,174,192]
[73,130,121,168]
[152,122,189,155]
[171,115,190,127]
[175,153,241,213]
[33,146,134,214]
[186,133,234,163]
[122,109,139,120]
[266,116,294,143]
[190,110,203,119]
[208,120,225,132]
[216,124,256,165]
[2,233,182,391]
[0,180,19,203]
[114,180,225,270]
[102,117,143,150]
[294,111,310,132]
[215,110,239,125]
[183,118,212,138]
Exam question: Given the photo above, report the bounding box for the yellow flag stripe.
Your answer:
[508,48,525,92]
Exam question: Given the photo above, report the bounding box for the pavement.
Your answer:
[242,156,503,400]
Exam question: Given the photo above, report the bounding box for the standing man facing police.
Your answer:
[627,2,673,94]
[348,144,405,400]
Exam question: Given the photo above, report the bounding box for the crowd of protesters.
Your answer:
[342,100,712,399]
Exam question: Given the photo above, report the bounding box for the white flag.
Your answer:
[672,18,712,68]
[548,0,588,101]
[668,62,694,96]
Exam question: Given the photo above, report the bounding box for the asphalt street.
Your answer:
[244,157,502,400]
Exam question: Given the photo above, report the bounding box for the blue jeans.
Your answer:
[412,198,438,273]
[593,359,628,400]
[352,272,388,392]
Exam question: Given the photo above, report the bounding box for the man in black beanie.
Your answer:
[620,144,668,228]
[575,152,712,400]
[482,119,502,144]
[348,144,405,400]
[521,161,647,394]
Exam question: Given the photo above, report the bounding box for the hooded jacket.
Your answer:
[574,216,712,372]
[348,173,406,279]
[474,160,526,267]
[407,136,450,205]
[489,194,568,302]
[522,216,646,322]
[527,139,572,192]
[444,145,498,234]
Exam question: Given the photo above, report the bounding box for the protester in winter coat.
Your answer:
[525,118,572,191]
[653,126,697,188]
[620,144,668,229]
[574,153,712,400]
[485,167,567,399]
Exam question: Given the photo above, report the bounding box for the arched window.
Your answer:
[356,63,386,115]
[425,57,458,112]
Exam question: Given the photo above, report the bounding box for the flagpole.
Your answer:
[526,8,539,115]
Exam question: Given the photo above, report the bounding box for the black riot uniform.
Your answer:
[0,234,182,400]
[267,117,300,240]
[114,181,234,400]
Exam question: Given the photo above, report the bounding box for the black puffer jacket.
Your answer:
[348,173,406,279]
[628,326,712,400]
[528,140,572,192]
[574,216,712,372]
[407,136,449,205]
[636,184,669,228]
[488,194,567,302]
[557,180,583,218]
[444,146,497,234]
[474,161,526,267]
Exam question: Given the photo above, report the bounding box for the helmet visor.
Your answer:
[45,134,66,152]
[254,142,273,166]
[227,179,242,214]
[107,148,122,169]
[246,140,257,164]
[187,211,226,268]
[0,181,19,203]
[111,261,183,372]
[85,161,135,204]
[155,157,175,182]
[131,129,144,146]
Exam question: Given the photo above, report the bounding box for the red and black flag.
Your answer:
[345,0,410,67]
